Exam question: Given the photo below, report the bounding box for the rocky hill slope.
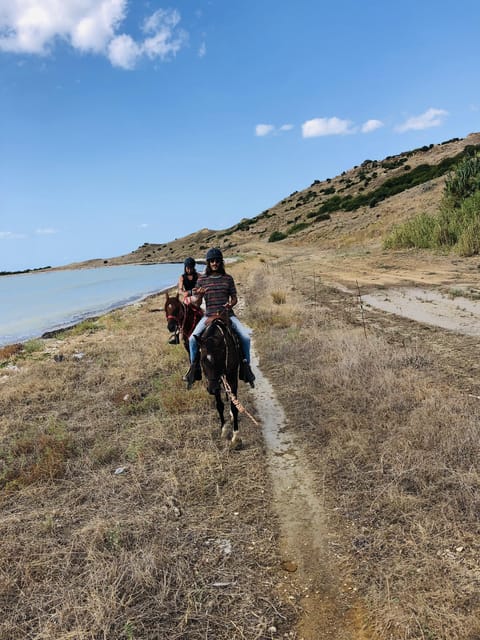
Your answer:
[75,132,480,269]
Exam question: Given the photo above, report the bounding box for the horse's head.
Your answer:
[164,292,183,333]
[197,320,227,395]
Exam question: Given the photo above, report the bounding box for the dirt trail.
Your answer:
[251,347,376,640]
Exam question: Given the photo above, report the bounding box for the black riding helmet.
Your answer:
[205,247,223,262]
[184,257,196,269]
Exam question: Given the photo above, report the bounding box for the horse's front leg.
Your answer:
[214,390,227,436]
[229,383,242,449]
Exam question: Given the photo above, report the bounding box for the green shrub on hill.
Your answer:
[286,222,310,235]
[384,213,439,249]
[268,230,287,242]
[315,144,480,218]
[384,154,480,255]
[444,153,480,205]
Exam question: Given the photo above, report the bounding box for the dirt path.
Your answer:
[251,346,377,640]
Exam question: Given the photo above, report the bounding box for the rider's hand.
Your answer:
[224,302,232,310]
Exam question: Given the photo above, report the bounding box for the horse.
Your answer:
[196,312,242,449]
[164,293,203,359]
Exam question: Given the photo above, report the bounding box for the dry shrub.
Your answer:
[0,342,23,360]
[250,263,480,640]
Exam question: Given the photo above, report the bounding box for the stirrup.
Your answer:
[243,360,255,388]
[185,364,196,388]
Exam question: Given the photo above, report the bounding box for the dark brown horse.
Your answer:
[196,312,242,448]
[164,293,203,359]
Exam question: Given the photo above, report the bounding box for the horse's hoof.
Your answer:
[229,435,243,451]
[221,425,231,440]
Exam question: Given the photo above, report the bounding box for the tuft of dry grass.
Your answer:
[271,290,287,305]
[247,262,480,640]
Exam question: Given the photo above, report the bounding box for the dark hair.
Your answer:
[205,260,226,276]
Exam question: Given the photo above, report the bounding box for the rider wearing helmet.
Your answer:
[185,247,255,388]
[178,256,201,306]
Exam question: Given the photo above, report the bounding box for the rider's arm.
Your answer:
[178,275,185,293]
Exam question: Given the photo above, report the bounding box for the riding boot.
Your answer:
[242,359,255,388]
[185,355,201,389]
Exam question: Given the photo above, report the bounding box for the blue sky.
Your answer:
[1,0,479,271]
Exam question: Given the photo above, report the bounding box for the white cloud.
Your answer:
[108,34,140,69]
[0,230,25,239]
[395,108,448,133]
[361,119,384,133]
[139,223,149,228]
[141,9,187,61]
[0,0,126,55]
[255,123,294,136]
[302,117,354,138]
[198,41,206,57]
[0,1,188,69]
[35,227,58,234]
[255,124,275,137]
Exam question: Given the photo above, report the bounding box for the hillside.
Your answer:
[84,131,480,268]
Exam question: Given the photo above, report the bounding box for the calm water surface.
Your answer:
[0,263,181,346]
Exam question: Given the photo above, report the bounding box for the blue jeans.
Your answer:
[189,315,251,363]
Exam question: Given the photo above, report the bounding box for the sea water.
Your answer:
[0,263,181,346]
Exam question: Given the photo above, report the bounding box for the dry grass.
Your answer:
[0,299,294,639]
[246,262,480,640]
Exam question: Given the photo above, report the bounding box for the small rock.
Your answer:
[114,466,127,475]
[281,560,298,572]
[217,539,232,556]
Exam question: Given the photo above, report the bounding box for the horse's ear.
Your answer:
[176,293,179,300]
[165,291,169,301]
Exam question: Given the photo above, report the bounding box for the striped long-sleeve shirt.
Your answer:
[197,273,237,317]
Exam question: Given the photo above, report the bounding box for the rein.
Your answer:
[221,375,259,426]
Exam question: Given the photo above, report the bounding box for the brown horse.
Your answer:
[196,312,242,448]
[164,293,203,359]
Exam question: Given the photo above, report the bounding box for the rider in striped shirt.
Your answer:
[186,247,255,388]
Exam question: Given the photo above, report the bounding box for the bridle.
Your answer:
[166,299,186,329]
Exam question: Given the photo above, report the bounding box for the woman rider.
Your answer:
[178,257,201,306]
[185,247,255,388]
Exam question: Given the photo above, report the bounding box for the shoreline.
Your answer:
[0,265,183,349]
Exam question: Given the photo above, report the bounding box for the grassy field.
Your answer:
[0,298,295,639]
[2,254,480,639]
